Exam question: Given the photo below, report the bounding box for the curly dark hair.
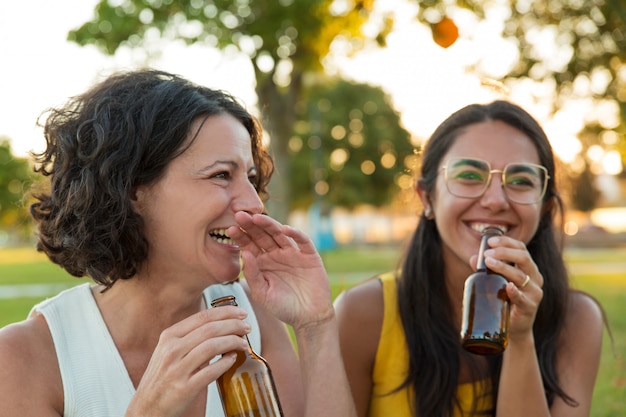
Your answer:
[30,69,274,288]
[397,100,575,416]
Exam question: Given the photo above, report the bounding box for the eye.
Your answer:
[211,170,231,180]
[248,170,259,187]
[506,173,537,188]
[453,168,486,182]
[505,165,544,190]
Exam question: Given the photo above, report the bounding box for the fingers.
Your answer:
[520,274,531,289]
[183,311,252,353]
[229,212,299,255]
[163,305,248,338]
[157,307,252,369]
[133,308,252,416]
[482,235,544,289]
[189,351,238,385]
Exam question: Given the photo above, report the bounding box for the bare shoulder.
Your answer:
[0,313,63,415]
[563,290,605,337]
[558,290,605,362]
[334,277,384,326]
[334,277,384,361]
[548,292,606,414]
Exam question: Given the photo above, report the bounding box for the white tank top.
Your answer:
[32,281,261,417]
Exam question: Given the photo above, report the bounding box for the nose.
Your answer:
[232,178,265,215]
[480,173,510,210]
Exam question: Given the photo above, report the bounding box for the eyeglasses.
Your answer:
[441,157,550,204]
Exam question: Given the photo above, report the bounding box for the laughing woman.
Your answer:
[335,100,605,417]
[0,69,355,417]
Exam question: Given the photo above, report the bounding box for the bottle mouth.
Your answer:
[481,226,505,236]
[471,223,508,234]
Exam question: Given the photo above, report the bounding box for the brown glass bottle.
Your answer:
[460,227,510,355]
[210,295,284,417]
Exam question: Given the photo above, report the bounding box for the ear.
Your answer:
[130,186,146,215]
[416,179,434,219]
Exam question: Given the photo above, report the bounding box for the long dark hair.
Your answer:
[30,69,274,288]
[397,100,575,416]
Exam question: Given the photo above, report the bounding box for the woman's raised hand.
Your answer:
[228,211,334,330]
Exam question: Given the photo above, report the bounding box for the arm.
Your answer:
[482,237,603,417]
[228,211,357,417]
[293,311,354,417]
[546,292,603,415]
[0,315,64,417]
[496,291,603,417]
[334,279,383,417]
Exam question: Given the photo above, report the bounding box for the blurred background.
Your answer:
[0,2,624,413]
[0,0,625,249]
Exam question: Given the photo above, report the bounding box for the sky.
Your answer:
[1,0,625,233]
[0,0,259,157]
[0,0,621,172]
[0,0,528,158]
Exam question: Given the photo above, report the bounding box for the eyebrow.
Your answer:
[506,164,542,176]
[451,158,489,169]
[199,160,258,174]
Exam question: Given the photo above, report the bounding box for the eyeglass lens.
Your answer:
[445,158,547,203]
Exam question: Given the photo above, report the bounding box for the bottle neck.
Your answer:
[476,227,503,272]
[211,296,257,357]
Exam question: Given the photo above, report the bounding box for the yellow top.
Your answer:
[368,272,494,417]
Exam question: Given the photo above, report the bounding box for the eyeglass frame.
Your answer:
[440,157,551,204]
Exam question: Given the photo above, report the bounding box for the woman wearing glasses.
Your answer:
[335,100,604,417]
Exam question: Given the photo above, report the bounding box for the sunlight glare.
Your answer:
[602,150,623,175]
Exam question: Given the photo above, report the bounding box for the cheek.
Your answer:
[431,186,465,218]
[520,207,544,243]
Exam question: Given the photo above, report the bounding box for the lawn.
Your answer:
[0,245,624,416]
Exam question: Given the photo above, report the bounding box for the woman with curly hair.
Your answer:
[0,69,355,417]
[335,100,605,417]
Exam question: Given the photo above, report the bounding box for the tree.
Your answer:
[68,0,393,222]
[502,0,626,174]
[289,78,416,210]
[569,161,601,214]
[69,0,625,218]
[0,138,35,237]
[415,0,626,213]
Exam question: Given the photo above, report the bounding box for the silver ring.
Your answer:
[521,275,531,288]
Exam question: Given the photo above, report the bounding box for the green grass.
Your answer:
[0,245,624,415]
[570,272,625,417]
[320,245,401,273]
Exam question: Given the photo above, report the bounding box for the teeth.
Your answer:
[209,228,235,245]
[471,223,508,233]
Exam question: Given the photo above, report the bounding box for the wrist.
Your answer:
[293,310,337,343]
[506,331,536,353]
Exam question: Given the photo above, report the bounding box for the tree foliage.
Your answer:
[68,0,392,221]
[416,0,626,211]
[68,0,625,217]
[289,78,415,210]
[568,161,601,213]
[0,139,35,234]
[503,0,626,152]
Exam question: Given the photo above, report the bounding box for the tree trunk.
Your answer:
[255,71,302,223]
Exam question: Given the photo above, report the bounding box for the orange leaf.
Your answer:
[431,16,459,48]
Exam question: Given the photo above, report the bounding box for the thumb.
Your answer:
[468,254,479,271]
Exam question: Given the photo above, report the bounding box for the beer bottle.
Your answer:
[460,227,510,355]
[211,295,284,417]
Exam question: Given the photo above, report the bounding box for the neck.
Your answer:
[92,277,206,349]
